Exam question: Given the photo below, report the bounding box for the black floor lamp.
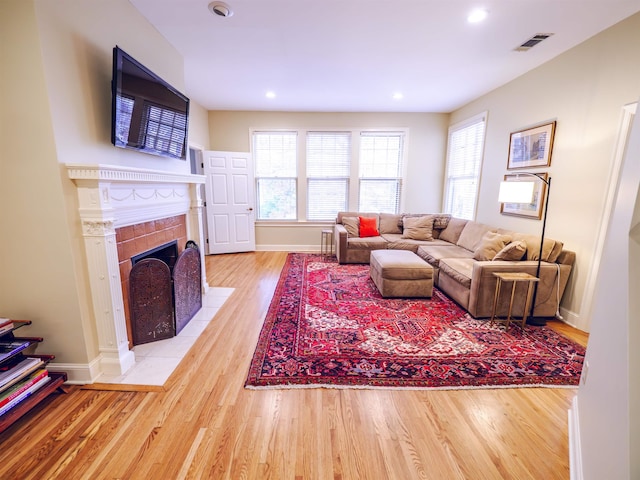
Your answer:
[498,173,552,326]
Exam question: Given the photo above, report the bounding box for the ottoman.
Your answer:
[370,250,434,298]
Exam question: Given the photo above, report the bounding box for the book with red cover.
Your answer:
[0,375,52,417]
[0,369,49,409]
[0,357,45,392]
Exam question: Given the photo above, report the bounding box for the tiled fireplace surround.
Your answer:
[117,215,188,347]
[66,164,206,381]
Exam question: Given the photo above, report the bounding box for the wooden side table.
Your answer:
[490,272,539,330]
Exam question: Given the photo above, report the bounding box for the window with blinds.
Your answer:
[359,132,404,213]
[142,103,188,158]
[253,132,298,220]
[252,128,407,222]
[306,132,351,220]
[443,113,487,220]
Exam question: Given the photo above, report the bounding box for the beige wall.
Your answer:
[187,100,211,150]
[208,111,449,249]
[0,0,210,370]
[450,12,640,331]
[0,0,91,364]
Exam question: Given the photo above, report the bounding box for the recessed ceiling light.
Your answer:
[265,91,276,99]
[467,8,488,24]
[208,2,233,18]
[392,92,404,100]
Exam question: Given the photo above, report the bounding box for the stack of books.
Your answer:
[0,324,52,417]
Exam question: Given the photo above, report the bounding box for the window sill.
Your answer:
[255,220,335,228]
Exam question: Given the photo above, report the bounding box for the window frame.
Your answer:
[251,128,408,224]
[305,131,352,221]
[442,112,487,220]
[358,131,406,214]
[252,130,299,221]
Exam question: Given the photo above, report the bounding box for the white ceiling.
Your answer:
[130,0,640,113]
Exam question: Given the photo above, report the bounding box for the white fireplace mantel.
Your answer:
[66,164,206,380]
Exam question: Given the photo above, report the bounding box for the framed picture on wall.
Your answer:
[500,173,548,219]
[507,121,556,169]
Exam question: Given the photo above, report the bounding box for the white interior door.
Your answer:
[203,151,255,254]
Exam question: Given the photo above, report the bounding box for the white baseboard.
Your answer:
[569,395,583,480]
[557,306,585,331]
[48,357,103,385]
[256,245,319,252]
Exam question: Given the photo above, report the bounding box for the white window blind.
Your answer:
[443,114,486,220]
[253,132,298,220]
[306,132,351,220]
[359,132,404,213]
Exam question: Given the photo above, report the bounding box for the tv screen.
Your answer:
[111,46,189,160]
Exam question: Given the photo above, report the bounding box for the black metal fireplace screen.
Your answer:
[129,241,202,345]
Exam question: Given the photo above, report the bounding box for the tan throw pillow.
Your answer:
[401,216,434,241]
[511,233,557,261]
[458,222,496,252]
[547,240,564,263]
[379,213,402,234]
[439,217,468,243]
[473,232,512,261]
[342,216,359,237]
[493,240,527,261]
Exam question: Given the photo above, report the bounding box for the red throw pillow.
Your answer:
[359,216,379,238]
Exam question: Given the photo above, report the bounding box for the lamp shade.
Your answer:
[498,181,535,204]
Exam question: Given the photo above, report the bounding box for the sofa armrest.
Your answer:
[467,260,572,318]
[334,223,349,264]
[556,249,576,266]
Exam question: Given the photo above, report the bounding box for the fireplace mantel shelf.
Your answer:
[66,163,205,185]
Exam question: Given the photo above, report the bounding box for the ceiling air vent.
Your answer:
[514,33,554,52]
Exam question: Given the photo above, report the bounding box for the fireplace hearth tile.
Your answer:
[95,287,233,386]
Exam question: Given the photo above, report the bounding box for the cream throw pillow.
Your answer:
[342,217,359,237]
[493,240,527,261]
[473,232,512,261]
[401,216,434,241]
[379,213,402,234]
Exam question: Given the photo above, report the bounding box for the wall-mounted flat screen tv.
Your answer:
[111,46,190,160]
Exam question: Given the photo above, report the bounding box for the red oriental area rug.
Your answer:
[245,253,585,390]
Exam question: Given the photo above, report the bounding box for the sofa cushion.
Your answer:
[439,258,474,289]
[337,212,378,223]
[416,244,475,268]
[359,216,380,237]
[511,233,561,262]
[432,214,452,229]
[347,236,387,249]
[379,213,403,234]
[473,232,512,261]
[548,240,564,263]
[457,222,496,252]
[493,240,527,261]
[342,216,360,237]
[401,215,434,241]
[385,235,450,253]
[438,217,468,244]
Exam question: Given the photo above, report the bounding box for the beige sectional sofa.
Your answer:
[334,212,575,319]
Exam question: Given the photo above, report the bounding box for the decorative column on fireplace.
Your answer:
[66,164,206,378]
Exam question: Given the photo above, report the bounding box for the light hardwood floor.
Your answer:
[0,251,588,480]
